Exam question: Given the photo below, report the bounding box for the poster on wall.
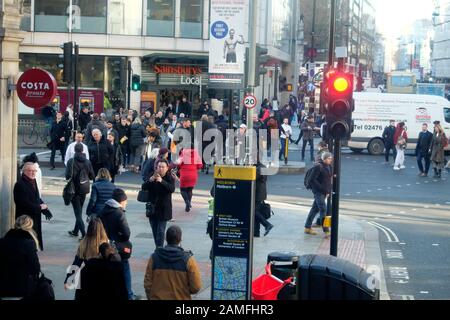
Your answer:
[208,0,249,89]
[141,91,158,114]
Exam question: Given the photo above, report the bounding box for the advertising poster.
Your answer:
[208,0,249,89]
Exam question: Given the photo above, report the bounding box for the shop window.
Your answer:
[147,0,175,37]
[77,56,105,88]
[108,0,142,35]
[180,0,202,38]
[72,0,107,34]
[20,0,32,31]
[35,0,70,32]
[20,53,65,86]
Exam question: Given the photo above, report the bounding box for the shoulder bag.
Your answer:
[62,159,76,206]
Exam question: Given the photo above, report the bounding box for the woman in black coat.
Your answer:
[14,162,52,251]
[107,132,123,183]
[141,160,175,248]
[0,216,41,299]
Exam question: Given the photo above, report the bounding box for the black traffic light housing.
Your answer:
[61,42,73,83]
[323,69,354,140]
[244,45,269,88]
[279,75,288,92]
[132,74,141,91]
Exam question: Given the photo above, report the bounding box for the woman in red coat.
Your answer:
[177,147,203,212]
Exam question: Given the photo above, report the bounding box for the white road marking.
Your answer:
[399,243,406,245]
[399,211,405,214]
[406,184,411,186]
[368,221,393,242]
[416,182,421,185]
[401,295,415,300]
[19,151,51,158]
[420,291,429,294]
[432,244,439,247]
[369,221,400,243]
[377,189,382,191]
[412,209,417,211]
[389,267,410,283]
[386,250,404,259]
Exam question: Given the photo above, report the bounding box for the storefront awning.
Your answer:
[143,53,208,66]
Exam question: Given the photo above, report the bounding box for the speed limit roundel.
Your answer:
[244,94,257,109]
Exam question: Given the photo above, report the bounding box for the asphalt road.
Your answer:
[20,144,450,300]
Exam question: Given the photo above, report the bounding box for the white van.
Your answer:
[348,92,450,155]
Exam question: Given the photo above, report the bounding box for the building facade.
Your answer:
[432,0,450,81]
[17,0,297,117]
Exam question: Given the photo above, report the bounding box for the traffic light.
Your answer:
[279,76,288,92]
[244,45,269,88]
[131,74,141,91]
[323,69,354,139]
[60,42,73,83]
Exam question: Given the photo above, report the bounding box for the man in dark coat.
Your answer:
[178,97,192,118]
[14,163,52,250]
[78,104,92,133]
[416,123,434,177]
[382,120,397,164]
[88,129,114,176]
[254,163,274,237]
[85,113,108,144]
[49,111,69,169]
[141,160,176,248]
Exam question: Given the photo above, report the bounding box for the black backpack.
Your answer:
[76,162,91,194]
[304,164,319,190]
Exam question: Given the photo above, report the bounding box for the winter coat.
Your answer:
[77,258,128,301]
[141,173,176,221]
[0,229,40,298]
[382,125,396,145]
[86,179,116,217]
[301,121,316,141]
[129,123,147,148]
[415,131,433,156]
[178,101,192,117]
[255,164,267,203]
[310,161,333,195]
[117,124,131,147]
[78,112,92,132]
[100,199,131,260]
[50,120,68,148]
[13,176,44,251]
[144,245,202,300]
[178,149,203,188]
[110,143,123,176]
[65,153,95,195]
[88,140,114,171]
[431,132,447,164]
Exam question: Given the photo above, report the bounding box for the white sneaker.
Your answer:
[400,166,406,170]
[393,167,400,171]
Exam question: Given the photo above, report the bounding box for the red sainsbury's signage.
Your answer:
[17,68,58,108]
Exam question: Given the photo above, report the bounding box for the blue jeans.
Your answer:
[121,259,133,299]
[279,138,288,160]
[149,218,168,248]
[417,153,431,175]
[305,193,328,231]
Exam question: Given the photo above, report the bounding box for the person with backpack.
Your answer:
[304,152,333,237]
[66,144,96,240]
[86,168,116,220]
[430,121,448,179]
[393,122,408,171]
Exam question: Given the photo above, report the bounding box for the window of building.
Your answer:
[34,0,70,32]
[20,0,32,31]
[180,0,202,38]
[77,55,105,87]
[108,0,142,35]
[72,0,107,34]
[272,0,293,53]
[147,0,175,37]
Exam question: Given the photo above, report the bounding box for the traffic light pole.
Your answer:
[127,60,132,109]
[73,44,79,133]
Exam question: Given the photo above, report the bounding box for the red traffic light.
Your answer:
[333,77,350,93]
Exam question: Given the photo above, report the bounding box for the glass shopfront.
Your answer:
[34,0,70,32]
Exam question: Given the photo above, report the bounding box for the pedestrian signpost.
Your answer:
[244,94,257,109]
[211,165,256,300]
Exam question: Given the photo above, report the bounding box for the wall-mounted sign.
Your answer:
[17,68,58,108]
[181,75,202,86]
[154,65,202,75]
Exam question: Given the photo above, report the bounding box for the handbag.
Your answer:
[24,273,55,301]
[137,190,150,203]
[260,201,274,220]
[62,159,76,206]
[113,240,133,260]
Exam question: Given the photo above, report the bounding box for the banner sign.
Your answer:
[208,0,249,89]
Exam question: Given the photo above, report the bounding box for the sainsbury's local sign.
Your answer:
[17,68,58,108]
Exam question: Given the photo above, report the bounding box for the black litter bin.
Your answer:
[297,254,380,300]
[267,251,299,300]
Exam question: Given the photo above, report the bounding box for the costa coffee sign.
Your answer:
[154,65,202,75]
[17,68,58,108]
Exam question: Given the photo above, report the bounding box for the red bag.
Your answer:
[252,264,293,300]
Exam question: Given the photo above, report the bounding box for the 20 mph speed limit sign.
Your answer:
[244,95,257,109]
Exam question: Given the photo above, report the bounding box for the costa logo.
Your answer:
[17,68,58,108]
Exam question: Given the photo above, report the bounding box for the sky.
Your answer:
[374,0,435,40]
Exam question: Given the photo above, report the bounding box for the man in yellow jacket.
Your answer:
[144,225,202,300]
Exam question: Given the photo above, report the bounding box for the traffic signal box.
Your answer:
[132,74,141,91]
[323,69,354,140]
[244,45,269,88]
[62,42,73,83]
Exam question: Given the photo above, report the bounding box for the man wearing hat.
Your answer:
[100,189,137,300]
